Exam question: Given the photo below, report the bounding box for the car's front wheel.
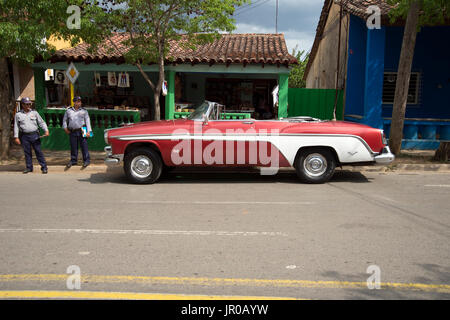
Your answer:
[295,148,336,184]
[124,147,163,184]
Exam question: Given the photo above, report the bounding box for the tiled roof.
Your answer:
[48,33,298,66]
[337,0,393,20]
[304,0,394,80]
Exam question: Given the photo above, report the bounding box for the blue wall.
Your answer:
[363,27,386,129]
[382,26,450,119]
[345,15,386,128]
[345,15,367,117]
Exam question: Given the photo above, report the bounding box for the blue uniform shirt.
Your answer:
[63,107,92,132]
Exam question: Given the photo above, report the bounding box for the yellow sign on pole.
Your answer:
[65,63,79,107]
[65,63,79,84]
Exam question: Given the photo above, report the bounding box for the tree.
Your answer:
[78,0,247,120]
[288,46,309,88]
[0,0,83,160]
[433,142,450,162]
[387,0,450,156]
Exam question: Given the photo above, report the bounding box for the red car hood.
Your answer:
[107,119,182,136]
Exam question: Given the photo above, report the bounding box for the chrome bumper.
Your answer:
[374,146,395,165]
[104,146,123,166]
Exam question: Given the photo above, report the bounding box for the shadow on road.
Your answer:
[413,263,450,285]
[319,269,450,299]
[331,170,372,183]
[77,167,371,185]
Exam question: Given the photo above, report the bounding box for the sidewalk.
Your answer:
[0,146,449,173]
[0,146,106,173]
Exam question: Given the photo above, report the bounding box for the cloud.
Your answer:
[233,0,322,54]
[234,23,315,53]
[283,30,315,54]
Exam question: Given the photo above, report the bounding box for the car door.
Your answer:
[253,120,291,168]
[204,119,256,166]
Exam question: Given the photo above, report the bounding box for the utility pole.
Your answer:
[276,0,278,33]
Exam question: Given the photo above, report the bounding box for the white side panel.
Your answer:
[265,136,375,165]
[114,134,375,166]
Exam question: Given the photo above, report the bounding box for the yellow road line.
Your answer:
[0,290,297,300]
[0,274,449,293]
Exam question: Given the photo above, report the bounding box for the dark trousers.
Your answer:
[20,132,47,171]
[69,130,90,164]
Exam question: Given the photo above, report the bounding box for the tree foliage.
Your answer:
[387,0,450,26]
[288,46,309,88]
[0,0,82,62]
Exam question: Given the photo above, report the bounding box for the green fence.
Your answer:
[39,108,141,151]
[288,88,344,120]
[173,112,251,120]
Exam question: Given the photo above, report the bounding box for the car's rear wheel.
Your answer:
[295,148,336,184]
[124,147,162,184]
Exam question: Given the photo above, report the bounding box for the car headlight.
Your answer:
[104,130,109,145]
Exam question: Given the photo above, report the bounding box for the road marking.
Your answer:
[0,290,298,300]
[0,228,287,237]
[424,185,450,188]
[0,274,449,294]
[123,200,315,205]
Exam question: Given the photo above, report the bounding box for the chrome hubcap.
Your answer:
[303,153,327,177]
[131,155,153,179]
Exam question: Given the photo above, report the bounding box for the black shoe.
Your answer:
[23,169,32,174]
[66,162,73,168]
[82,162,90,168]
[42,168,48,174]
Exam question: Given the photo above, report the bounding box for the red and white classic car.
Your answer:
[104,101,394,184]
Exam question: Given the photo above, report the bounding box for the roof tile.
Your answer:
[50,33,297,66]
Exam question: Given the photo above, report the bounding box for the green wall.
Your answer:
[288,88,344,120]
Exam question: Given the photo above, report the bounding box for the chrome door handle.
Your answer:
[242,121,254,124]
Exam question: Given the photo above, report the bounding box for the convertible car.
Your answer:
[104,101,394,184]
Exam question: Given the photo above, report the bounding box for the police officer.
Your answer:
[13,97,49,174]
[63,96,92,168]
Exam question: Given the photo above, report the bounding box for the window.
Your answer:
[382,72,420,105]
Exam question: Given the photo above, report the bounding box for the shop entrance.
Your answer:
[204,78,278,119]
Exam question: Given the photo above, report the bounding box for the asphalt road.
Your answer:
[0,168,449,300]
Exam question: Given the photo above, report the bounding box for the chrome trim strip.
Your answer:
[110,133,378,155]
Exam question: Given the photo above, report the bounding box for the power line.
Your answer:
[234,0,266,13]
[234,0,271,16]
[276,0,278,33]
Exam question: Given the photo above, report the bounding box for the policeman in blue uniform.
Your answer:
[13,97,49,174]
[63,96,92,168]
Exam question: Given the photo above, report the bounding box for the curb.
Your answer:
[0,164,115,174]
[1,163,449,174]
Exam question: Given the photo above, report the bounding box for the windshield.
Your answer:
[187,101,210,120]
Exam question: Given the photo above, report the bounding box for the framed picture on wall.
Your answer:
[54,70,67,85]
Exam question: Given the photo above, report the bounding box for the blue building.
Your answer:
[304,0,450,149]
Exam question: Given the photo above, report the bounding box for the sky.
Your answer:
[232,0,324,55]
